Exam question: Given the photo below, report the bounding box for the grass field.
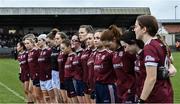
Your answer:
[0,52,180,103]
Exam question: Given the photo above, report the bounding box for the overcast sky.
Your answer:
[0,0,180,19]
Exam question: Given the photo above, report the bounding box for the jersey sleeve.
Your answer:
[144,45,159,67]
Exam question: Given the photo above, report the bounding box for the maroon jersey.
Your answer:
[73,48,84,80]
[134,50,146,98]
[94,49,116,84]
[64,52,76,78]
[17,51,30,82]
[112,47,136,102]
[80,48,92,82]
[143,39,173,103]
[38,47,52,81]
[28,48,40,80]
[87,49,96,92]
[57,52,68,83]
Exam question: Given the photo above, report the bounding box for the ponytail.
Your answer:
[156,34,170,57]
[108,25,123,45]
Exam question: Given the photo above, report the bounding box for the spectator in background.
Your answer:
[11,46,18,60]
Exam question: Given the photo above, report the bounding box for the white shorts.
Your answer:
[51,70,60,89]
[40,79,53,91]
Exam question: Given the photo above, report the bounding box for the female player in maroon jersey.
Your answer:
[86,30,104,103]
[46,30,63,103]
[57,43,68,103]
[120,28,145,103]
[17,41,34,103]
[78,25,94,103]
[37,34,56,103]
[134,15,174,103]
[71,34,85,103]
[93,29,118,103]
[55,32,69,103]
[24,36,44,103]
[101,25,136,103]
[61,39,78,103]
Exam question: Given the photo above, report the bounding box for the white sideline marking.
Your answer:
[0,82,25,101]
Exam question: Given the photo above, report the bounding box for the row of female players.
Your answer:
[16,15,176,103]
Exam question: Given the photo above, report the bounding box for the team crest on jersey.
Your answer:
[43,51,46,55]
[70,57,73,61]
[119,51,123,56]
[20,55,23,59]
[30,52,34,56]
[23,55,26,58]
[96,54,100,60]
[145,55,155,61]
[101,55,105,60]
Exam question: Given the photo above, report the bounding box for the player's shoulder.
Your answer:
[104,49,113,53]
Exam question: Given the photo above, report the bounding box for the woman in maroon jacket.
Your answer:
[17,41,34,103]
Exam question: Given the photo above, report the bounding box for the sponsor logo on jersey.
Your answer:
[81,54,88,59]
[72,61,79,65]
[113,63,123,69]
[19,60,27,65]
[94,64,103,70]
[145,55,155,61]
[38,58,45,61]
[28,58,33,62]
[65,65,72,69]
[87,60,94,65]
[58,59,63,62]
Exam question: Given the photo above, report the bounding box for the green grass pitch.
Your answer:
[0,52,179,103]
